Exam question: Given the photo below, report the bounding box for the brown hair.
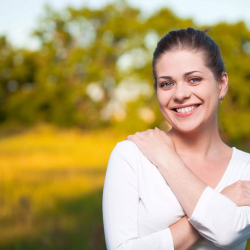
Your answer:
[152,27,226,91]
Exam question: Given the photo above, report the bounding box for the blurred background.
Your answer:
[0,0,250,249]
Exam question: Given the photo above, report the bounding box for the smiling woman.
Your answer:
[102,27,250,250]
[155,49,228,132]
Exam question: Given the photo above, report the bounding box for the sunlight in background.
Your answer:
[0,0,250,49]
[0,0,250,249]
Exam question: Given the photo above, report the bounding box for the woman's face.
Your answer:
[155,50,228,133]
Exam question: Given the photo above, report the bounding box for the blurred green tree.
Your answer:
[0,1,250,144]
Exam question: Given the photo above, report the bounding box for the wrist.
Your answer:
[170,216,202,250]
[157,151,184,171]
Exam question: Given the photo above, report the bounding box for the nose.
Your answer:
[173,83,191,102]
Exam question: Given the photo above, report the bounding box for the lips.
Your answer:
[171,104,201,117]
[175,105,199,113]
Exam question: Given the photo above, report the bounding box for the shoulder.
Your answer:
[234,147,250,163]
[233,147,250,179]
[110,140,142,162]
[108,140,142,174]
[113,139,140,154]
[114,140,138,150]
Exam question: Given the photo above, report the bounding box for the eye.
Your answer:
[159,82,174,88]
[189,77,202,83]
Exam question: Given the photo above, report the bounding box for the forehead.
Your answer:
[155,50,210,78]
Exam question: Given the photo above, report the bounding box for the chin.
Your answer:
[170,122,205,134]
[174,127,199,134]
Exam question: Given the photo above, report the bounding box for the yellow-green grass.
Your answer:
[0,124,250,250]
[0,124,126,249]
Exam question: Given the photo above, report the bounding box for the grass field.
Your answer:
[0,124,249,250]
[0,124,126,250]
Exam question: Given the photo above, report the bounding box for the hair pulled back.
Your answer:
[152,27,226,91]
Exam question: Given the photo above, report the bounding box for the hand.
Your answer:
[170,216,203,249]
[220,180,250,206]
[126,128,177,168]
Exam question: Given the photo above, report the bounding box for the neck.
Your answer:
[168,118,225,159]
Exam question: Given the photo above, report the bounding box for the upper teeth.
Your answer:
[176,105,198,113]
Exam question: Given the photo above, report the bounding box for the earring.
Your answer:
[220,96,224,102]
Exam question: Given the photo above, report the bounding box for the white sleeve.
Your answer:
[102,141,174,250]
[188,162,250,249]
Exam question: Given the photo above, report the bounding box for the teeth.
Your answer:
[176,105,198,113]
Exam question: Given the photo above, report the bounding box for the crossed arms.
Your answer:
[103,140,250,250]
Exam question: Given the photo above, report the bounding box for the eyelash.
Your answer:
[159,77,202,88]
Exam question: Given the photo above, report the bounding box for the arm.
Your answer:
[127,129,250,249]
[127,129,207,218]
[187,185,250,249]
[170,216,202,250]
[157,153,206,218]
[157,152,250,249]
[102,141,202,250]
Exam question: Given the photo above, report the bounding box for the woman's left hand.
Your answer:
[126,128,177,168]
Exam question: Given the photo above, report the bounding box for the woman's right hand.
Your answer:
[221,180,250,206]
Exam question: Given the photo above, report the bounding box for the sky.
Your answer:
[0,0,250,50]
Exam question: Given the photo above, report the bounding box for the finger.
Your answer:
[235,180,244,188]
[127,134,142,143]
[127,134,135,140]
[146,129,155,134]
[126,135,130,140]
[244,191,250,198]
[242,182,250,189]
[135,132,145,139]
[240,198,250,207]
[126,134,138,141]
[243,187,250,196]
[245,182,250,187]
[155,127,166,134]
[127,132,143,140]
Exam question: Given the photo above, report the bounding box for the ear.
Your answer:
[218,72,228,100]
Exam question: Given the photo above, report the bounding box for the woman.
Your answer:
[102,27,250,250]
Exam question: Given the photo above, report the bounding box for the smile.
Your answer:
[175,105,199,113]
[171,104,201,117]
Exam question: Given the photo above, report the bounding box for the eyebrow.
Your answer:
[158,71,203,80]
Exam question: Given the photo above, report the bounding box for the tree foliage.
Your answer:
[0,1,250,143]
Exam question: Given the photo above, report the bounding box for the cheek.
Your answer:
[196,82,219,101]
[156,91,163,106]
[200,89,219,113]
[156,91,171,107]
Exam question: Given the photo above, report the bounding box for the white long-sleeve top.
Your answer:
[102,140,250,250]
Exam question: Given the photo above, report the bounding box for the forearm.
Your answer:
[158,155,250,249]
[170,216,202,250]
[158,154,207,218]
[188,186,250,248]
